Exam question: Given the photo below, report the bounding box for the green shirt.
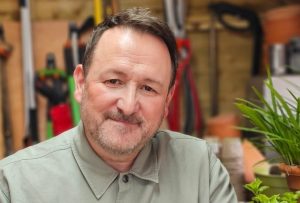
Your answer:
[0,123,237,203]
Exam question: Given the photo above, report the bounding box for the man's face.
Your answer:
[74,27,174,156]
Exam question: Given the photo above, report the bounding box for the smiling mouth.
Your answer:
[109,118,141,126]
[104,111,143,126]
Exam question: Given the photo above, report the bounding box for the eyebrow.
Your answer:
[102,69,127,77]
[143,78,163,88]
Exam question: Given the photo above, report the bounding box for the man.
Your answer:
[0,8,237,203]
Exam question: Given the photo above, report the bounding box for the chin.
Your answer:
[95,124,148,154]
[98,134,146,155]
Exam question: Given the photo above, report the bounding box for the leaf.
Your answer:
[258,186,269,193]
[253,194,273,203]
[269,195,280,203]
[235,73,300,165]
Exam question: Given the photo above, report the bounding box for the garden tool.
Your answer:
[209,2,263,76]
[20,0,38,146]
[164,0,203,136]
[208,0,219,116]
[0,25,13,157]
[64,22,85,125]
[63,16,96,126]
[36,53,72,136]
[94,0,119,25]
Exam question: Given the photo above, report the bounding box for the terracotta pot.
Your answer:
[263,5,300,72]
[206,113,241,139]
[279,163,300,191]
[264,5,300,44]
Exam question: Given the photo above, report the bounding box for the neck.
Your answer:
[85,135,140,172]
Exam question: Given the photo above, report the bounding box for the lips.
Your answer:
[104,111,143,125]
[110,118,140,126]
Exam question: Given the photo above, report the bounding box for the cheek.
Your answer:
[140,98,166,120]
[85,84,118,110]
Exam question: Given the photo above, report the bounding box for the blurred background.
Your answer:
[1,0,300,201]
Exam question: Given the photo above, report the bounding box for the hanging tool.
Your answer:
[64,23,84,126]
[94,0,119,25]
[164,0,203,136]
[64,19,95,125]
[0,25,13,157]
[208,0,219,116]
[209,2,263,76]
[20,0,38,146]
[35,53,72,136]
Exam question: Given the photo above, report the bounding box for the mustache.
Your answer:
[104,111,143,125]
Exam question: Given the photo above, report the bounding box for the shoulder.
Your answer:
[0,127,77,168]
[155,130,208,151]
[153,130,222,183]
[154,130,214,163]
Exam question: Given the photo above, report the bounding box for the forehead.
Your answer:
[88,27,172,84]
[95,27,170,59]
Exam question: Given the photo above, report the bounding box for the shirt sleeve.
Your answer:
[208,149,238,203]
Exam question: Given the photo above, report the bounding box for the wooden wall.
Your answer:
[0,0,299,148]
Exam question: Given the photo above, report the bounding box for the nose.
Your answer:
[116,85,139,115]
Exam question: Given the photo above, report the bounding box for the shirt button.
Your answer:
[122,175,129,183]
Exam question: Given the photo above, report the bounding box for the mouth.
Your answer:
[104,111,143,127]
[109,118,141,127]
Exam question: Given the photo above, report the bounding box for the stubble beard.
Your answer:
[80,91,165,156]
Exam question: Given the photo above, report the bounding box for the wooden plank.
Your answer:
[31,0,93,20]
[2,22,24,152]
[0,1,19,21]
[188,0,283,13]
[0,0,93,21]
[0,52,4,158]
[187,28,253,118]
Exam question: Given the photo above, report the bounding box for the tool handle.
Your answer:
[68,77,80,125]
[50,104,73,136]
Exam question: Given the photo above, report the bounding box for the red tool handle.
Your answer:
[167,38,191,131]
[50,104,73,136]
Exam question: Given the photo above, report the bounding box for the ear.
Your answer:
[73,64,85,103]
[164,85,176,118]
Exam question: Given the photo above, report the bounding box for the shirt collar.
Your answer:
[130,138,159,183]
[71,122,159,199]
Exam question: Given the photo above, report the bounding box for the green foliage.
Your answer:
[245,178,300,203]
[236,71,300,166]
[244,178,269,196]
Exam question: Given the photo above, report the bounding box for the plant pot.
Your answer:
[254,161,289,196]
[263,5,300,72]
[279,163,300,191]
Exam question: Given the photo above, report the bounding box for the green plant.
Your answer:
[236,72,300,166]
[245,178,300,203]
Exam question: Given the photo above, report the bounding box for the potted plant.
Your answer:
[236,72,300,191]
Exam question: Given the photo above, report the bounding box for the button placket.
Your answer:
[122,174,129,183]
[117,173,131,202]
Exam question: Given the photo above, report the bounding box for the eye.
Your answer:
[104,79,123,87]
[142,85,157,94]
